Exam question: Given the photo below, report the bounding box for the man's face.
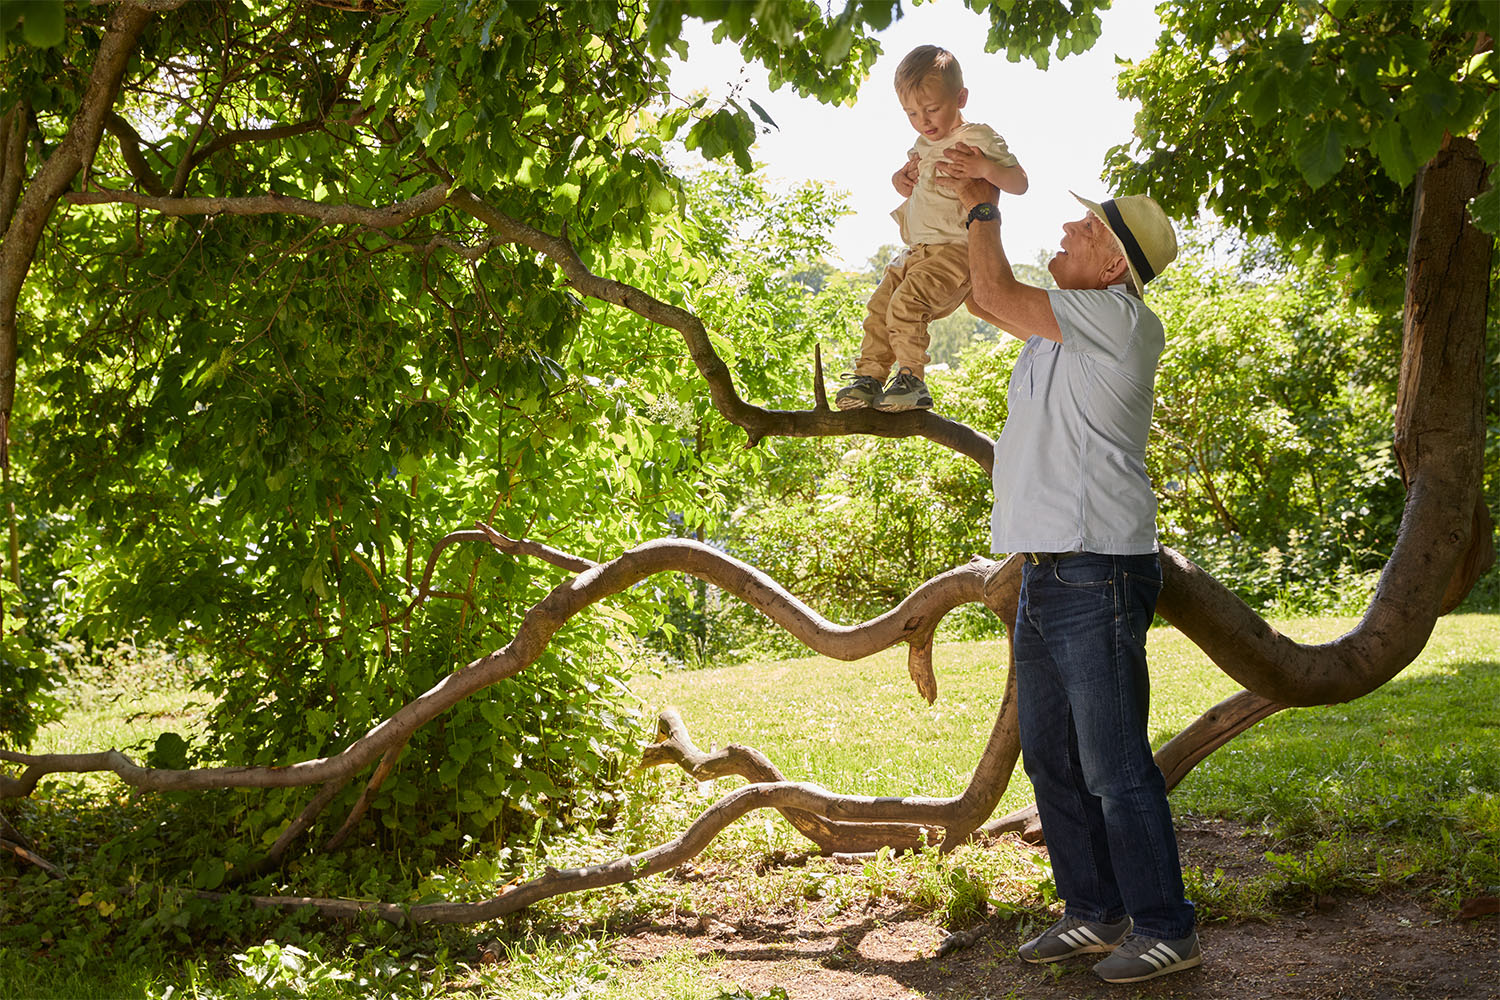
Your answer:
[900,81,967,143]
[1048,212,1129,291]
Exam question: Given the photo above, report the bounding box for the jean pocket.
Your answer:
[1121,570,1162,641]
[1052,558,1113,588]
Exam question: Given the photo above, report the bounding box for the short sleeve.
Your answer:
[1047,287,1161,377]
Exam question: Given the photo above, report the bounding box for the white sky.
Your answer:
[668,0,1164,268]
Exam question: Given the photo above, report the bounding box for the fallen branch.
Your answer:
[0,837,59,875]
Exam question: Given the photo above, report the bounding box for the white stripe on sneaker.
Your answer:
[1140,943,1182,969]
[1059,927,1105,949]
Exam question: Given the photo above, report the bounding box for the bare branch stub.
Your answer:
[813,343,829,411]
[907,631,938,705]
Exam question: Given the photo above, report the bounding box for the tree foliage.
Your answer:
[1108,0,1498,292]
[0,0,893,842]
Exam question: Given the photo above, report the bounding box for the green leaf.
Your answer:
[821,19,854,69]
[1248,71,1282,129]
[146,732,191,771]
[747,99,778,131]
[1370,121,1420,188]
[19,0,65,49]
[1468,184,1500,236]
[1294,120,1346,190]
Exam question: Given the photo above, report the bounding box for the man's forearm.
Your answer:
[953,177,1060,341]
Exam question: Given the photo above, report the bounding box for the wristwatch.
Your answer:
[966,202,999,228]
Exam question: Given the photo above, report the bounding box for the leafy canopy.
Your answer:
[1107,0,1498,294]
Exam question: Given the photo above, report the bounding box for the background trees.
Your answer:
[0,0,892,843]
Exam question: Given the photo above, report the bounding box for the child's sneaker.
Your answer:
[835,373,883,410]
[874,367,933,411]
[1018,914,1133,963]
[1091,932,1202,983]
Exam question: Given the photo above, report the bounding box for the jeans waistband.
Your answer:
[1024,551,1085,565]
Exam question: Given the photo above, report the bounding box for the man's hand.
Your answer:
[938,173,999,213]
[892,151,920,197]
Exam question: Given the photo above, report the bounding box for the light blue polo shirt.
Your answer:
[990,283,1163,555]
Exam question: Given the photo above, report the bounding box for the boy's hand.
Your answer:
[940,141,987,178]
[892,152,920,197]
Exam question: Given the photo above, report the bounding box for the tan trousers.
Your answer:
[855,242,970,382]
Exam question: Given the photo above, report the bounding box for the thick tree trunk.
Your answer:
[0,4,156,468]
[1145,136,1492,707]
[1394,134,1495,612]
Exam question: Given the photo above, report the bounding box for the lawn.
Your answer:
[1,614,1495,999]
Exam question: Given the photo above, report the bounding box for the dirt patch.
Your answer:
[608,820,1499,999]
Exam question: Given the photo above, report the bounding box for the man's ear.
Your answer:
[1101,254,1130,286]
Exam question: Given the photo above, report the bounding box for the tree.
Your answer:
[0,0,1493,924]
[1146,227,1407,613]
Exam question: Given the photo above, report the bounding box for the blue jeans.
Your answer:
[1014,552,1195,940]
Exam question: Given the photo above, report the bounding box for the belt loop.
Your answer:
[1026,552,1040,565]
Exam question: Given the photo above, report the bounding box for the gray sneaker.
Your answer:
[1018,914,1133,964]
[1092,932,1202,983]
[835,373,883,410]
[874,367,933,411]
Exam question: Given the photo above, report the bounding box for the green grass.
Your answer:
[632,613,1500,911]
[2,614,1496,999]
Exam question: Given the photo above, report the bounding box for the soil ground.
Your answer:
[608,818,1500,1000]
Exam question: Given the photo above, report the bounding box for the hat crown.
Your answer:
[1110,194,1178,278]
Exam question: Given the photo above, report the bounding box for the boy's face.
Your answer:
[900,80,968,142]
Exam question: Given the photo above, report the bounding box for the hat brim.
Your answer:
[1071,191,1144,294]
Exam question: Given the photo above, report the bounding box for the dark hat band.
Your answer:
[1100,199,1156,285]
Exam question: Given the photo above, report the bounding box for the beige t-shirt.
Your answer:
[891,121,1018,247]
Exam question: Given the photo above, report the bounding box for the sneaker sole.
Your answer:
[1021,942,1118,964]
[873,402,933,412]
[1095,953,1202,983]
[835,397,873,410]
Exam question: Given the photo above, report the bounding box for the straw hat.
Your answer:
[1071,191,1178,293]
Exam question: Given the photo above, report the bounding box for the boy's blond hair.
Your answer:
[894,45,964,99]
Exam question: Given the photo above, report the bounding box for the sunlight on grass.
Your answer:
[630,613,1500,913]
[456,940,728,1000]
[626,622,1261,816]
[6,614,1495,999]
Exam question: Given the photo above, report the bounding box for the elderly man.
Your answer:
[942,153,1200,985]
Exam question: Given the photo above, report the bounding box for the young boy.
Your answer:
[836,45,1028,412]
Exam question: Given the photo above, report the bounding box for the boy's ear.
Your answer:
[956,87,970,108]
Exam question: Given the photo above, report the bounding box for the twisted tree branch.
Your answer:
[64,184,452,229]
[0,535,1001,800]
